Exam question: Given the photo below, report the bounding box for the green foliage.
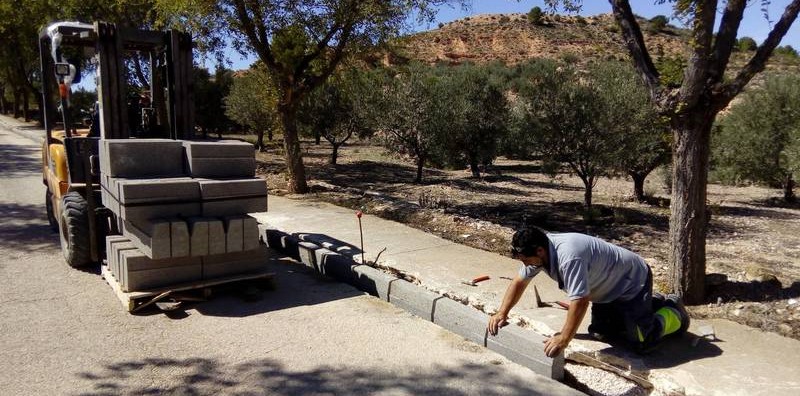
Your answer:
[737,36,757,52]
[775,45,799,58]
[224,65,279,149]
[435,63,510,177]
[194,66,234,137]
[575,16,587,25]
[297,68,375,164]
[527,6,544,25]
[655,55,685,88]
[713,73,800,200]
[648,15,668,32]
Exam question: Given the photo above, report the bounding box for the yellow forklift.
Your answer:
[40,22,194,268]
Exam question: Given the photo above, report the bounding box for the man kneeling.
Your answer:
[487,228,690,356]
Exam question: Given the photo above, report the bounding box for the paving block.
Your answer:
[487,324,565,380]
[105,235,130,280]
[224,216,244,253]
[121,219,171,260]
[388,279,440,321]
[120,249,202,292]
[202,197,267,217]
[170,219,190,258]
[187,158,256,178]
[242,215,260,251]
[197,178,267,200]
[100,187,120,217]
[182,140,254,159]
[353,265,397,302]
[100,139,185,178]
[117,202,202,228]
[208,219,226,255]
[113,177,199,204]
[201,246,269,279]
[187,218,210,257]
[432,298,490,346]
[315,248,358,284]
[113,241,138,281]
[297,241,320,269]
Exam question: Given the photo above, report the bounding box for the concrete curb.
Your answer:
[258,224,565,381]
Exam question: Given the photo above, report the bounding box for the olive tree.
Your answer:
[545,0,800,303]
[224,65,279,150]
[714,73,800,202]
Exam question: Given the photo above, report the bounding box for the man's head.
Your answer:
[511,227,550,268]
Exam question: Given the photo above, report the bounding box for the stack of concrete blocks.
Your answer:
[100,139,268,292]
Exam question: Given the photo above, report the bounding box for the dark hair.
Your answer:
[511,227,550,257]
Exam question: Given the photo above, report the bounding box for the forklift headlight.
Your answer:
[54,63,71,76]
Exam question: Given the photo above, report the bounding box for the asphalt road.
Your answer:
[0,119,580,396]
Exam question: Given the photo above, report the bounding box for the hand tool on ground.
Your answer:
[461,275,490,286]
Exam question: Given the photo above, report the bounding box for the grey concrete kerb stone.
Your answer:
[258,223,565,381]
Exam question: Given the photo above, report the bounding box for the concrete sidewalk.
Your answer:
[256,195,800,396]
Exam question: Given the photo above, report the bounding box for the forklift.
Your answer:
[40,21,194,268]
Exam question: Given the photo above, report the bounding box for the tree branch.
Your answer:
[709,0,746,83]
[231,0,277,70]
[716,0,800,108]
[679,0,717,109]
[608,0,660,97]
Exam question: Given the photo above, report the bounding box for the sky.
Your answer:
[221,0,800,71]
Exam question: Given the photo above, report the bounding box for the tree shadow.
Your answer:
[713,204,800,221]
[75,357,563,396]
[0,143,42,176]
[572,331,723,370]
[705,280,800,303]
[482,174,585,193]
[0,202,59,254]
[310,160,446,190]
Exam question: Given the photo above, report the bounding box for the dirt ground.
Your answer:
[255,138,800,340]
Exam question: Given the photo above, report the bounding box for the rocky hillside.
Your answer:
[389,13,799,76]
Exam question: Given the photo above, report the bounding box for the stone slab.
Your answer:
[105,235,131,281]
[201,197,267,217]
[297,241,320,270]
[487,324,564,380]
[432,297,491,346]
[187,218,210,257]
[186,158,256,178]
[315,248,359,284]
[169,219,190,258]
[353,265,397,302]
[388,279,440,322]
[120,249,202,292]
[121,219,171,260]
[181,140,254,159]
[200,246,269,279]
[116,201,202,228]
[113,177,200,205]
[241,215,260,251]
[208,219,226,255]
[100,139,185,178]
[224,216,243,253]
[197,178,267,200]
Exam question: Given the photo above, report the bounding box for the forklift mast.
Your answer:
[39,21,194,146]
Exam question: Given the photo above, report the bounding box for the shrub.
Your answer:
[575,16,587,25]
[438,22,444,29]
[648,15,668,32]
[737,36,757,52]
[499,15,511,24]
[527,6,543,25]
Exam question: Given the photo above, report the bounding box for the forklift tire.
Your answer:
[59,192,92,268]
[45,190,58,232]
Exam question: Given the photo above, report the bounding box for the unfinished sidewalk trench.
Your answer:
[259,224,685,396]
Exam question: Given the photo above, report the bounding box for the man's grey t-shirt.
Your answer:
[518,233,649,303]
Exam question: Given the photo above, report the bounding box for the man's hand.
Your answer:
[543,332,569,357]
[487,313,509,336]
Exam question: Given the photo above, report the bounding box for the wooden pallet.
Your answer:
[101,264,274,313]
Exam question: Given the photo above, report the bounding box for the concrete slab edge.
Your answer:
[257,223,564,381]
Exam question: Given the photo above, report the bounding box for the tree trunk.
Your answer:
[329,143,339,165]
[582,178,593,211]
[268,128,273,141]
[669,112,713,305]
[0,86,6,114]
[256,130,265,151]
[631,172,646,202]
[415,156,424,184]
[469,155,480,178]
[13,89,21,119]
[785,173,796,203]
[279,105,309,193]
[23,91,30,122]
[315,130,321,145]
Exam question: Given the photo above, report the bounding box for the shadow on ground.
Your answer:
[0,202,59,253]
[75,357,559,396]
[572,331,723,370]
[0,143,41,176]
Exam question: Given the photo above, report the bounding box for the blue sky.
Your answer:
[211,1,800,71]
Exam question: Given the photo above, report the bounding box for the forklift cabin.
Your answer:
[40,21,194,268]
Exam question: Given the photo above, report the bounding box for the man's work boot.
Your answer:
[664,294,691,335]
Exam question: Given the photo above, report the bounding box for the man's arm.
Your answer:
[543,296,590,357]
[488,276,531,335]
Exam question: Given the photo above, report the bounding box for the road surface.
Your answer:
[0,117,580,395]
